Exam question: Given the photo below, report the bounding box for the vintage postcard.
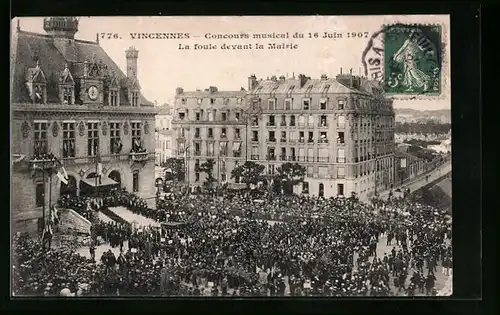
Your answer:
[11,15,451,297]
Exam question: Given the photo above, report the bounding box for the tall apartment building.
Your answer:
[155,104,174,164]
[246,73,395,200]
[11,17,157,232]
[171,86,247,186]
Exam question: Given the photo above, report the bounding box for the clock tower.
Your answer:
[76,53,106,105]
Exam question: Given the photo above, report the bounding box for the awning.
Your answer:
[81,177,118,187]
[232,142,241,151]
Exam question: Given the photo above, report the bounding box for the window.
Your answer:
[290,115,296,126]
[235,112,241,121]
[252,116,259,126]
[281,147,287,160]
[320,115,328,127]
[268,131,276,142]
[210,98,216,105]
[197,98,203,105]
[221,112,227,121]
[207,142,214,156]
[337,167,345,179]
[268,115,275,126]
[319,132,328,143]
[87,122,99,156]
[338,100,345,110]
[131,92,139,106]
[308,115,315,126]
[166,141,170,149]
[221,174,227,181]
[133,172,139,192]
[221,128,227,139]
[219,141,228,156]
[35,183,45,207]
[302,182,309,194]
[252,131,259,141]
[195,112,201,121]
[267,147,275,160]
[131,122,142,151]
[337,148,345,163]
[63,87,73,104]
[303,99,310,110]
[34,84,45,104]
[299,131,305,142]
[280,115,286,126]
[337,132,345,144]
[195,173,200,182]
[320,99,327,110]
[338,115,346,128]
[281,131,287,142]
[337,183,344,196]
[285,99,292,110]
[308,132,314,143]
[208,128,213,138]
[194,143,201,155]
[268,99,276,110]
[109,122,121,154]
[178,112,185,120]
[195,128,200,138]
[109,90,118,106]
[33,122,48,156]
[234,128,241,139]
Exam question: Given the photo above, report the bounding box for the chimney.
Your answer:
[175,87,184,95]
[340,67,342,75]
[248,74,257,91]
[298,74,308,88]
[271,75,277,81]
[320,74,328,81]
[126,46,139,79]
[279,75,286,82]
[209,86,218,94]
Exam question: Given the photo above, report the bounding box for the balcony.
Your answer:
[267,138,277,143]
[234,135,241,140]
[336,157,346,163]
[29,153,58,171]
[194,134,201,139]
[280,138,287,143]
[306,157,315,162]
[194,151,201,156]
[337,174,346,179]
[318,139,329,144]
[279,155,287,161]
[251,123,259,128]
[298,138,305,144]
[233,152,242,158]
[280,121,287,127]
[337,123,345,129]
[250,154,260,160]
[251,138,259,142]
[266,122,276,128]
[289,123,296,128]
[298,123,306,127]
[267,155,276,161]
[129,150,150,162]
[307,139,314,143]
[207,135,214,140]
[318,122,328,128]
[316,157,329,162]
[297,156,306,162]
[289,156,297,161]
[220,135,227,140]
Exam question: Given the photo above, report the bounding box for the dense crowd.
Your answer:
[13,188,452,297]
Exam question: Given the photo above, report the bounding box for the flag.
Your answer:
[96,152,102,184]
[54,157,69,185]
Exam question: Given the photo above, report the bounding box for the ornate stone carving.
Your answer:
[102,121,108,136]
[78,121,85,136]
[123,121,129,135]
[21,121,30,139]
[52,121,59,137]
[144,121,150,135]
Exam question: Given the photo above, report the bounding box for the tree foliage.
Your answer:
[230,161,265,188]
[276,162,306,195]
[199,159,217,190]
[161,158,185,182]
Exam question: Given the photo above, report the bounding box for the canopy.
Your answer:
[81,177,118,187]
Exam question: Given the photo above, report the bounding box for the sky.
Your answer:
[12,16,450,110]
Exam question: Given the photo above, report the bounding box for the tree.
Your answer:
[230,161,265,189]
[199,159,216,191]
[161,158,185,182]
[275,162,306,195]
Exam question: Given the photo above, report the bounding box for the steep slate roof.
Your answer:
[178,90,246,98]
[248,77,374,96]
[11,30,153,106]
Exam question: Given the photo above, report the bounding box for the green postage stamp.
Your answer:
[383,24,442,95]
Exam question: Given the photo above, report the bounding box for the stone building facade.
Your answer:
[11,17,157,233]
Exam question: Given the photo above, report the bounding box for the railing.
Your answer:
[280,121,287,126]
[194,134,200,139]
[234,136,241,140]
[317,157,329,162]
[279,155,287,161]
[251,138,259,142]
[298,139,305,143]
[266,123,276,127]
[306,157,315,162]
[318,139,329,144]
[318,122,329,128]
[280,138,287,143]
[289,123,296,128]
[298,123,306,127]
[194,151,201,156]
[266,138,277,143]
[336,157,346,163]
[307,139,314,143]
[266,155,276,161]
[337,174,346,179]
[29,157,58,171]
[233,152,242,158]
[129,151,150,162]
[337,123,345,129]
[289,156,297,161]
[250,154,260,160]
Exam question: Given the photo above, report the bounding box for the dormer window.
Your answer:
[109,90,118,106]
[303,98,310,110]
[268,98,276,110]
[62,87,73,104]
[59,63,75,105]
[34,84,46,104]
[131,91,139,106]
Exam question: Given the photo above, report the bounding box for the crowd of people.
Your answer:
[13,187,452,297]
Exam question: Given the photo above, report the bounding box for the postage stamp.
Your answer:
[384,24,442,96]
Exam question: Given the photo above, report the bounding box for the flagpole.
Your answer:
[42,161,46,234]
